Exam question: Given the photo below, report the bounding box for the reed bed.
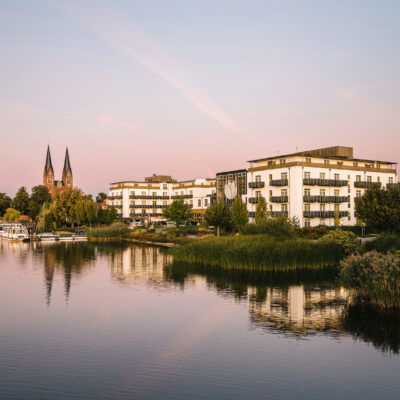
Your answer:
[170,235,343,270]
[87,223,131,239]
[340,251,400,309]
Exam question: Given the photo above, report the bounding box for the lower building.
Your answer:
[107,175,216,223]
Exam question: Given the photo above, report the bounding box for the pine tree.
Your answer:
[230,196,248,232]
[255,196,268,224]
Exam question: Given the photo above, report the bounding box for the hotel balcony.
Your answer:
[249,197,260,204]
[303,178,348,187]
[130,195,170,200]
[303,196,348,203]
[130,204,168,209]
[109,204,122,209]
[171,194,193,199]
[270,196,289,203]
[108,195,123,200]
[271,211,289,217]
[249,181,265,189]
[387,183,400,189]
[354,181,382,188]
[130,213,163,217]
[303,211,348,218]
[269,179,288,186]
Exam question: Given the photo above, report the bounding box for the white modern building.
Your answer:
[107,175,216,223]
[245,146,398,227]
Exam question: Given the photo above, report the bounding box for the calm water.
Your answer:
[0,241,399,400]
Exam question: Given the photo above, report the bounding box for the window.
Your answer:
[389,177,394,183]
[163,192,167,197]
[142,191,146,196]
[304,189,310,196]
[131,191,135,196]
[334,174,339,180]
[189,200,193,206]
[304,204,310,211]
[356,190,361,197]
[377,176,380,182]
[367,176,372,182]
[353,162,358,167]
[255,175,261,182]
[280,159,286,164]
[268,161,273,166]
[205,199,209,207]
[337,161,343,166]
[269,190,273,196]
[256,191,261,198]
[320,219,326,225]
[305,158,311,163]
[320,204,325,211]
[141,201,146,206]
[334,190,339,196]
[281,172,287,180]
[152,201,156,207]
[152,192,156,197]
[163,184,167,190]
[304,172,310,179]
[320,173,325,179]
[269,174,273,181]
[130,200,135,206]
[281,204,288,212]
[190,190,193,195]
[334,204,339,212]
[356,175,361,182]
[198,199,201,207]
[324,160,329,165]
[320,189,326,196]
[281,189,288,197]
[304,220,311,227]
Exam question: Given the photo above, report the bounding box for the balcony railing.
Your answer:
[270,196,288,203]
[130,195,170,200]
[130,213,163,217]
[354,181,382,188]
[303,211,348,218]
[130,204,169,209]
[303,196,348,203]
[248,197,260,204]
[108,195,122,200]
[271,211,289,217]
[109,204,122,209]
[171,194,193,199]
[249,181,265,189]
[303,178,348,187]
[387,183,400,189]
[269,179,288,186]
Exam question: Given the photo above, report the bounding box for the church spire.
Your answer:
[63,147,72,176]
[44,145,54,174]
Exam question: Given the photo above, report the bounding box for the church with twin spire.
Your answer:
[43,146,73,196]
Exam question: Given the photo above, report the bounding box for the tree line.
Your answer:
[0,186,114,230]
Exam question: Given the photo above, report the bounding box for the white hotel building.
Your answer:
[107,175,216,223]
[245,146,398,227]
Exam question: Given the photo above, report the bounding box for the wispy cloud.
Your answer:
[96,114,136,130]
[47,0,249,137]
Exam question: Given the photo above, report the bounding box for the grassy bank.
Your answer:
[87,223,131,239]
[170,235,343,270]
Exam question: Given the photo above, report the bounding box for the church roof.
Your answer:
[44,145,54,174]
[63,148,72,175]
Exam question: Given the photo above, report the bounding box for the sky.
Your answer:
[0,0,399,196]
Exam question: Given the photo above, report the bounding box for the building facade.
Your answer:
[107,175,216,223]
[43,146,73,196]
[245,146,397,227]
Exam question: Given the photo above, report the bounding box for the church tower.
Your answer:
[43,145,55,195]
[62,147,73,188]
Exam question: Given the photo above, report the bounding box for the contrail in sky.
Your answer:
[47,0,249,136]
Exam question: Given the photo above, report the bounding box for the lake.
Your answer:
[0,240,399,399]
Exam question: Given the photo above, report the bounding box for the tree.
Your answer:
[97,208,117,225]
[29,185,51,220]
[37,205,56,232]
[4,208,21,222]
[12,187,30,215]
[255,196,268,224]
[230,196,248,232]
[0,193,12,217]
[205,200,231,236]
[96,192,108,204]
[355,188,400,232]
[52,188,84,227]
[75,198,98,227]
[163,199,192,226]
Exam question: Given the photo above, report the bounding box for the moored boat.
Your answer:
[36,233,60,241]
[0,224,30,242]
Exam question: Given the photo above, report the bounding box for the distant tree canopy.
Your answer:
[4,208,21,222]
[163,199,192,226]
[355,188,400,232]
[96,192,108,204]
[0,193,12,217]
[12,187,30,215]
[29,185,51,220]
[97,208,118,225]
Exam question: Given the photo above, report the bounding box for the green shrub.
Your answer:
[363,234,400,253]
[340,251,400,309]
[320,229,359,255]
[240,216,296,239]
[87,222,130,239]
[297,225,331,239]
[171,235,343,270]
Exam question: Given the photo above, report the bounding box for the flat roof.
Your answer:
[216,169,247,176]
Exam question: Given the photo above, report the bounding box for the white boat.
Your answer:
[37,233,60,241]
[73,235,88,241]
[1,225,30,242]
[59,233,74,241]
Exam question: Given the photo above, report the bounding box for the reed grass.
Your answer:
[170,235,343,270]
[87,223,131,239]
[340,251,400,309]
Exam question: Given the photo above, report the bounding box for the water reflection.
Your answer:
[3,241,399,354]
